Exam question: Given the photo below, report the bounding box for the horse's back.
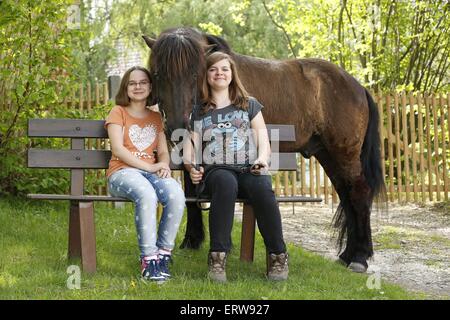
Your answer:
[236,54,366,110]
[234,55,368,148]
[298,58,366,101]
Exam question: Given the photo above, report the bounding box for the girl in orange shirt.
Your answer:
[105,66,185,281]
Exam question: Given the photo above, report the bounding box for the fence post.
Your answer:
[108,76,121,101]
[417,93,426,202]
[409,92,418,202]
[431,94,441,201]
[441,94,449,201]
[424,93,433,201]
[394,92,402,203]
[106,76,124,208]
[401,92,410,202]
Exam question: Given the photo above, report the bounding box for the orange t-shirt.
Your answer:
[105,105,163,177]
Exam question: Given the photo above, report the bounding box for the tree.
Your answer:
[0,0,86,194]
[262,0,450,92]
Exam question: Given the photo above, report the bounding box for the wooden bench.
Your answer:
[27,119,322,273]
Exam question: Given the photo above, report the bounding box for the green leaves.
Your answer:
[198,22,223,36]
[0,0,87,195]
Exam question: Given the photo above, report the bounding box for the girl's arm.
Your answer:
[155,131,171,178]
[107,123,164,173]
[250,112,271,167]
[156,131,170,165]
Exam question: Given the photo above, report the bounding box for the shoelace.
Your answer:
[270,255,288,272]
[209,255,226,271]
[159,255,172,270]
[143,260,159,273]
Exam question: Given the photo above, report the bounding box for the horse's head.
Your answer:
[143,27,209,133]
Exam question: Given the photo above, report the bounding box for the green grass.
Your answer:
[0,197,422,300]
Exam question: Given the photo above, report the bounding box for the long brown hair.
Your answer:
[115,66,152,106]
[201,52,249,113]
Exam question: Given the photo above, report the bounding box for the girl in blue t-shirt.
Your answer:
[183,52,289,282]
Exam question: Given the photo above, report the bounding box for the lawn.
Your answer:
[0,197,423,300]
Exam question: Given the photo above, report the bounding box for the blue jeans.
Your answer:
[108,168,185,257]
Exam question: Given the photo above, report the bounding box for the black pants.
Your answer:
[204,169,286,254]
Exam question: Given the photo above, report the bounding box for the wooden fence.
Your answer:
[272,91,449,204]
[376,92,449,203]
[5,82,449,203]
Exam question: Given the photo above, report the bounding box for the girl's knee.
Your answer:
[134,187,158,205]
[168,188,186,206]
[209,170,238,193]
[160,179,186,204]
[247,176,273,192]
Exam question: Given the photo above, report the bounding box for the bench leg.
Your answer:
[240,204,255,262]
[69,201,96,273]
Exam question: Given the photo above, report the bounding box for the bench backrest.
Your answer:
[28,119,297,194]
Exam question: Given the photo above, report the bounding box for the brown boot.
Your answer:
[267,252,289,281]
[208,252,227,282]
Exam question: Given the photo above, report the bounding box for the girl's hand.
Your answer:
[157,167,171,179]
[147,162,169,174]
[156,162,171,178]
[189,166,204,184]
[251,158,269,175]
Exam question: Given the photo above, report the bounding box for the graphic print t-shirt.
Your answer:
[190,97,263,166]
[105,105,163,177]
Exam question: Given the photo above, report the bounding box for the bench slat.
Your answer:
[28,149,298,171]
[28,149,112,169]
[28,119,108,138]
[28,119,296,141]
[266,124,295,141]
[27,194,322,203]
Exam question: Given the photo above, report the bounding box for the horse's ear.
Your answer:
[204,44,217,55]
[142,35,156,49]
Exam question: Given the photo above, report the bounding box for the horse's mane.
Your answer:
[152,27,205,81]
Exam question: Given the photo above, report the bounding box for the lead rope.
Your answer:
[190,73,208,210]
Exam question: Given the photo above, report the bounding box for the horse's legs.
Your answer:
[180,170,204,249]
[312,147,351,261]
[333,172,373,272]
[313,143,373,271]
[347,174,373,268]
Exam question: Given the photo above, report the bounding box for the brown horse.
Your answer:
[143,27,386,272]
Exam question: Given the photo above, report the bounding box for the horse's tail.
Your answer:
[361,89,386,199]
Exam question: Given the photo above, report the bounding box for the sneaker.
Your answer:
[158,254,172,278]
[267,252,289,281]
[208,252,227,282]
[141,258,165,281]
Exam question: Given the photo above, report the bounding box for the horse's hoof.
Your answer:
[336,258,349,267]
[348,262,368,273]
[180,236,202,250]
